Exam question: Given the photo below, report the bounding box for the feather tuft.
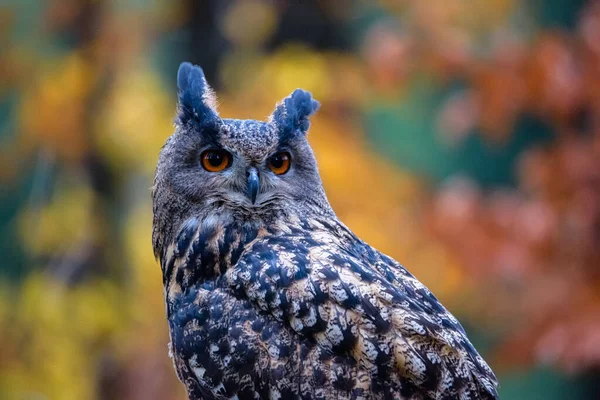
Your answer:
[176,62,220,127]
[270,89,320,138]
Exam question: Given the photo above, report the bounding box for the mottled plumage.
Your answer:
[152,62,499,400]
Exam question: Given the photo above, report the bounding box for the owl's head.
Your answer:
[152,63,333,255]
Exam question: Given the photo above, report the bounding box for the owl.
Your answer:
[152,62,499,400]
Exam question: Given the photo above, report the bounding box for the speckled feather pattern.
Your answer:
[161,215,498,400]
[153,63,499,400]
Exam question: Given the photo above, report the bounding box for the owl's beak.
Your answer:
[247,168,260,204]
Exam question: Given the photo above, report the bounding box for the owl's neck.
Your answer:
[153,177,335,262]
[160,203,343,299]
[161,209,295,293]
[163,217,253,288]
[157,194,337,293]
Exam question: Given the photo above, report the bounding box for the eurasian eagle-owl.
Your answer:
[152,62,499,400]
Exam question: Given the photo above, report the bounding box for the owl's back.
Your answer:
[163,216,498,400]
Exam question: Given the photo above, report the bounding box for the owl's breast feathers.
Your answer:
[161,216,499,400]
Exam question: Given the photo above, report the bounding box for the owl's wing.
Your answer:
[227,221,499,399]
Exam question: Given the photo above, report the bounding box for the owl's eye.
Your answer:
[268,152,291,175]
[201,150,231,172]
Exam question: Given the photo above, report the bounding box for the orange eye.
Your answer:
[201,150,231,172]
[268,152,291,175]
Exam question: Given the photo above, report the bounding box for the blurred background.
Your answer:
[1,0,599,399]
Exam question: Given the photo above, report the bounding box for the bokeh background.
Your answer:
[1,0,600,399]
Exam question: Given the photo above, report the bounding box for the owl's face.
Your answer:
[157,118,326,217]
[152,63,332,254]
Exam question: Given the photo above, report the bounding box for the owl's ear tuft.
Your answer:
[176,62,220,127]
[270,89,320,137]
